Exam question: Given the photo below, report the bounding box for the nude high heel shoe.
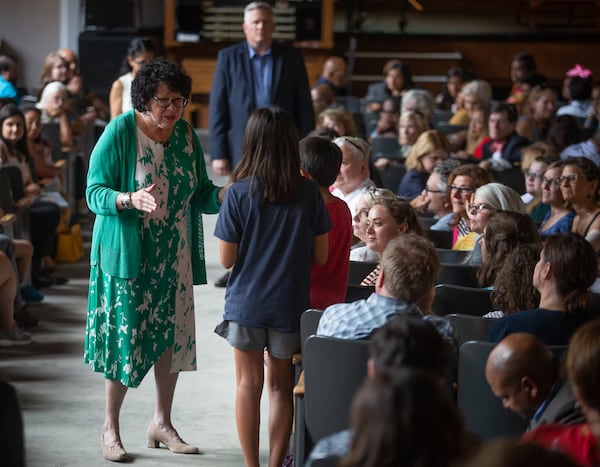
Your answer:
[101,432,129,462]
[146,421,199,454]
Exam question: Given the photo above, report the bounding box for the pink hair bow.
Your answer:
[566,64,592,79]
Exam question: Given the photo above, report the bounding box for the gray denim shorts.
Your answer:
[214,320,300,359]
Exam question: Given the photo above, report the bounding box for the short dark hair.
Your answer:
[568,76,593,101]
[299,136,342,187]
[490,102,518,124]
[0,55,15,74]
[513,52,537,73]
[131,57,191,112]
[567,320,600,412]
[369,315,451,379]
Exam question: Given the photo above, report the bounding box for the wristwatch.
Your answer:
[121,192,132,209]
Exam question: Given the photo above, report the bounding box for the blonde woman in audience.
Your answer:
[37,51,69,97]
[447,164,493,249]
[351,188,397,262]
[538,160,575,236]
[560,156,600,251]
[380,109,430,169]
[360,197,424,286]
[517,85,558,142]
[317,107,357,137]
[397,130,449,200]
[452,106,490,158]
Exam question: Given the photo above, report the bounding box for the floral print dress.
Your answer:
[85,127,198,388]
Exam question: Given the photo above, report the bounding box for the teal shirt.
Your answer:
[86,110,221,282]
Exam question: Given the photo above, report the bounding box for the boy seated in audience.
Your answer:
[300,136,352,310]
[316,234,458,356]
[486,333,583,431]
[523,320,600,466]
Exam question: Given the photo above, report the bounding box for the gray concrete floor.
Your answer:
[0,169,274,466]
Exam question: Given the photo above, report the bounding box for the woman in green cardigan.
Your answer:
[84,58,226,462]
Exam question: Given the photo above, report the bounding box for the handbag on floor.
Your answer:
[54,223,84,263]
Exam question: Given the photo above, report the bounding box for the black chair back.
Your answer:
[0,166,25,201]
[426,229,453,249]
[446,314,497,345]
[436,248,469,264]
[436,263,479,288]
[345,285,374,303]
[301,309,324,353]
[348,261,378,286]
[433,284,493,316]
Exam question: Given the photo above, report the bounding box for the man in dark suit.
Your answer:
[485,332,584,431]
[209,1,314,177]
[480,102,529,172]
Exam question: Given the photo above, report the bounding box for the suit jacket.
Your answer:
[209,41,314,168]
[481,131,529,165]
[528,379,585,431]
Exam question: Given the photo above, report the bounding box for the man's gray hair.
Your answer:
[244,2,273,22]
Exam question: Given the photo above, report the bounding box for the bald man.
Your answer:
[314,56,347,96]
[485,333,583,430]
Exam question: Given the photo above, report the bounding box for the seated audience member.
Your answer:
[0,104,63,289]
[339,370,472,467]
[0,55,20,105]
[556,65,593,119]
[313,56,347,97]
[397,130,449,199]
[364,59,414,113]
[486,333,583,430]
[435,66,466,112]
[465,439,580,467]
[523,320,600,466]
[481,102,529,172]
[369,97,399,141]
[300,136,352,309]
[0,251,31,346]
[521,148,558,224]
[317,234,456,347]
[387,109,429,165]
[560,156,600,250]
[332,136,375,214]
[37,52,69,97]
[449,80,492,126]
[513,72,549,118]
[584,84,600,132]
[109,37,156,119]
[506,52,538,106]
[401,89,435,121]
[458,182,526,255]
[311,84,336,121]
[454,106,490,159]
[350,188,397,263]
[516,85,557,143]
[37,80,74,151]
[560,128,600,166]
[486,243,541,318]
[547,115,583,155]
[476,210,540,287]
[360,198,424,286]
[306,314,454,466]
[22,104,64,191]
[317,107,356,137]
[412,158,462,231]
[487,233,596,345]
[538,160,575,236]
[447,164,494,249]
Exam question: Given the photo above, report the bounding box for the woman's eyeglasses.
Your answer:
[423,187,444,195]
[525,171,544,180]
[559,174,583,185]
[542,176,561,188]
[449,185,474,195]
[467,203,496,216]
[152,96,188,108]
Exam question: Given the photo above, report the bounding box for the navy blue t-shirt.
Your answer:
[487,308,589,345]
[214,176,331,332]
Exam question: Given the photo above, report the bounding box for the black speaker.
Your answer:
[85,0,135,30]
[78,31,135,103]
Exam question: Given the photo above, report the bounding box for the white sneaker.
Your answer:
[0,326,32,346]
